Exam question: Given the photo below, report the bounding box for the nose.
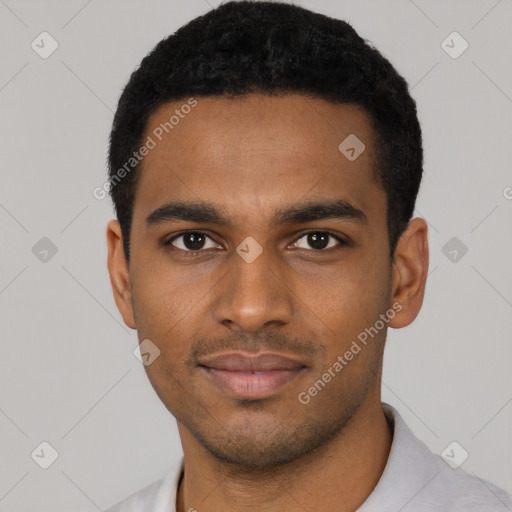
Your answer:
[213,245,294,334]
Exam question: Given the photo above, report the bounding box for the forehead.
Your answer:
[133,94,385,228]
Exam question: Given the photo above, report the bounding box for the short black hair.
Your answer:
[108,0,423,262]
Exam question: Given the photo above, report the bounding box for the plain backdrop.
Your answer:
[0,0,511,510]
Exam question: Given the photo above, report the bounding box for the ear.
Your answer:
[106,219,136,329]
[388,217,429,329]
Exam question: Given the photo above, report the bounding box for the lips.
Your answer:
[198,351,307,399]
[198,352,305,372]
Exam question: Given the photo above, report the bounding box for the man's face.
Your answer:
[123,94,394,467]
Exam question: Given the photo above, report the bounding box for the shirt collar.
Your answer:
[357,402,440,511]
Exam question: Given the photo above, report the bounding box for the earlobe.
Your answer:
[388,218,429,329]
[106,219,137,329]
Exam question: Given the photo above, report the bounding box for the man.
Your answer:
[104,1,512,511]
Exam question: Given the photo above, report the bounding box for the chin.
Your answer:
[187,412,349,470]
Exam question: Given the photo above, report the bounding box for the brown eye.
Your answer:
[167,232,221,252]
[291,231,346,251]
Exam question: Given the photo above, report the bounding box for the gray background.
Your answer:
[0,0,511,510]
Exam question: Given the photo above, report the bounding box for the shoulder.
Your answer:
[376,404,512,511]
[424,456,512,511]
[104,457,184,512]
[104,478,164,512]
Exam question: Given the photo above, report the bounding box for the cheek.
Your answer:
[131,275,188,359]
[130,246,218,324]
[301,261,390,353]
[306,260,386,314]
[132,282,194,406]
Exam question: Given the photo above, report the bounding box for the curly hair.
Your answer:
[108,0,423,262]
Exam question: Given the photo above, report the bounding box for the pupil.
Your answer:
[185,233,204,250]
[309,232,328,250]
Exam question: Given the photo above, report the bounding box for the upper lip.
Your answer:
[198,351,307,372]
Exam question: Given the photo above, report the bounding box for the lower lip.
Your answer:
[201,367,305,399]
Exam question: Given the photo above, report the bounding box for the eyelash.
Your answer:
[164,230,349,257]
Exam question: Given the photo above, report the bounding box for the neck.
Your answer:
[176,396,393,512]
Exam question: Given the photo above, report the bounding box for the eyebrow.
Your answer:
[145,199,368,228]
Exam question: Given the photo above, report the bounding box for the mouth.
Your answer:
[197,351,308,399]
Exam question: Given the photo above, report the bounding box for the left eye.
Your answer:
[291,232,345,251]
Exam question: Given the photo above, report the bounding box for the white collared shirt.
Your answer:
[105,403,512,511]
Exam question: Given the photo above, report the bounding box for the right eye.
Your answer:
[165,231,222,254]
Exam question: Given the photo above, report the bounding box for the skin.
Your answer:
[107,94,429,512]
